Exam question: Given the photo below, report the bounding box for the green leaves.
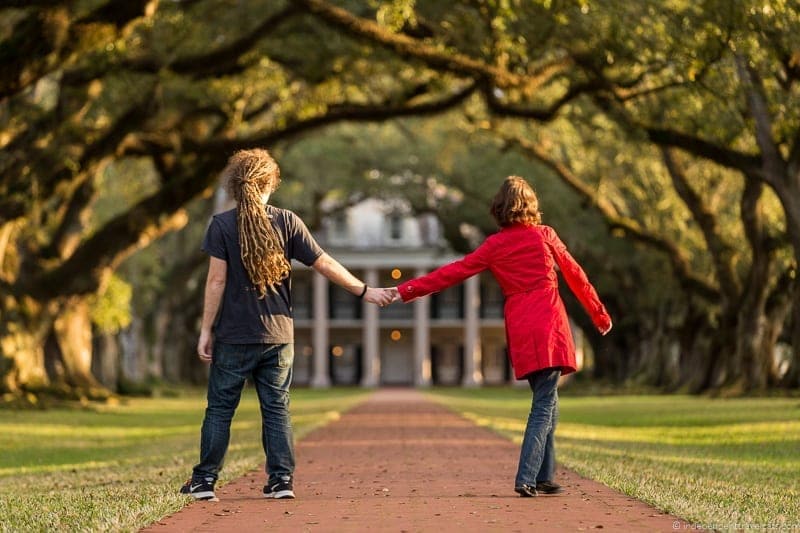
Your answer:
[88,273,132,334]
[375,0,416,32]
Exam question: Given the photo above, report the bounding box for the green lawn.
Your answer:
[427,388,800,530]
[0,387,368,532]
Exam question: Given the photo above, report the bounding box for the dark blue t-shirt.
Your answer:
[201,205,324,344]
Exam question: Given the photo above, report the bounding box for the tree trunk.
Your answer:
[92,332,120,391]
[677,306,716,393]
[635,302,682,388]
[789,272,800,388]
[702,307,739,391]
[0,296,51,393]
[733,305,770,392]
[0,292,114,398]
[148,308,169,382]
[119,317,148,385]
[771,180,800,386]
[141,272,206,384]
[780,283,800,388]
[51,298,104,391]
[729,266,774,393]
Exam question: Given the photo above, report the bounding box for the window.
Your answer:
[388,214,403,240]
[432,286,463,319]
[291,274,311,319]
[480,280,504,318]
[328,212,348,243]
[329,284,361,319]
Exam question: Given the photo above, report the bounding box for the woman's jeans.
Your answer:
[514,368,561,487]
[192,342,295,485]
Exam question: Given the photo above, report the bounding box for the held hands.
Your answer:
[362,286,402,307]
[362,286,396,307]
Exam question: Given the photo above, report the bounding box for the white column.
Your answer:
[462,275,483,387]
[572,319,585,371]
[311,271,330,388]
[413,268,432,387]
[509,349,519,386]
[361,268,380,387]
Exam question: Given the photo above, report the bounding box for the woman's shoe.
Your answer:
[535,481,564,494]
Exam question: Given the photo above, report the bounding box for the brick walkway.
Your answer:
[144,389,685,532]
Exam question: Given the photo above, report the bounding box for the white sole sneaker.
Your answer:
[264,489,295,499]
[189,490,217,500]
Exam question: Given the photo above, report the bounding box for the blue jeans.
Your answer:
[192,342,295,485]
[514,368,561,487]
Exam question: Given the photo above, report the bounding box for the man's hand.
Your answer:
[363,287,396,307]
[198,329,214,363]
[389,287,402,303]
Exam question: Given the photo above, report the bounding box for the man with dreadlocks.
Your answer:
[181,148,395,502]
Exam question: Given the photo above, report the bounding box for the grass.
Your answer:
[427,388,800,530]
[0,387,368,533]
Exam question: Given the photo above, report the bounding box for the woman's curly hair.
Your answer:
[490,175,542,227]
[221,148,290,298]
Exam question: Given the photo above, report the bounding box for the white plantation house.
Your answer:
[289,198,585,387]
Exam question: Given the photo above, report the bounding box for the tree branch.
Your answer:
[22,157,221,299]
[0,91,156,226]
[290,0,563,88]
[195,81,479,152]
[168,5,300,78]
[0,1,68,6]
[661,148,740,299]
[643,126,762,175]
[505,134,720,301]
[589,91,762,178]
[788,127,800,182]
[75,0,152,28]
[734,54,786,181]
[0,8,70,100]
[483,78,601,120]
[25,82,479,297]
[613,79,690,101]
[61,6,301,85]
[40,164,103,260]
[0,1,153,100]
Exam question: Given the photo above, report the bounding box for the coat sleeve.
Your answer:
[398,240,492,302]
[544,226,612,332]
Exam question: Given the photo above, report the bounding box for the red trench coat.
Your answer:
[398,224,611,379]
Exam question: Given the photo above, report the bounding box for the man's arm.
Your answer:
[312,253,394,306]
[198,257,227,362]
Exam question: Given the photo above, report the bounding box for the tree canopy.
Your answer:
[1,0,799,397]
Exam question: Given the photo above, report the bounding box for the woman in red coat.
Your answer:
[393,176,612,497]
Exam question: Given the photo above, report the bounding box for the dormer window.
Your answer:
[388,213,403,240]
[331,212,348,240]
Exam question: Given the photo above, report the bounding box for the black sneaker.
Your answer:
[514,484,538,497]
[264,475,295,499]
[536,481,564,495]
[180,477,217,501]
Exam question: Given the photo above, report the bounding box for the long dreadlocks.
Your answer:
[221,149,291,298]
